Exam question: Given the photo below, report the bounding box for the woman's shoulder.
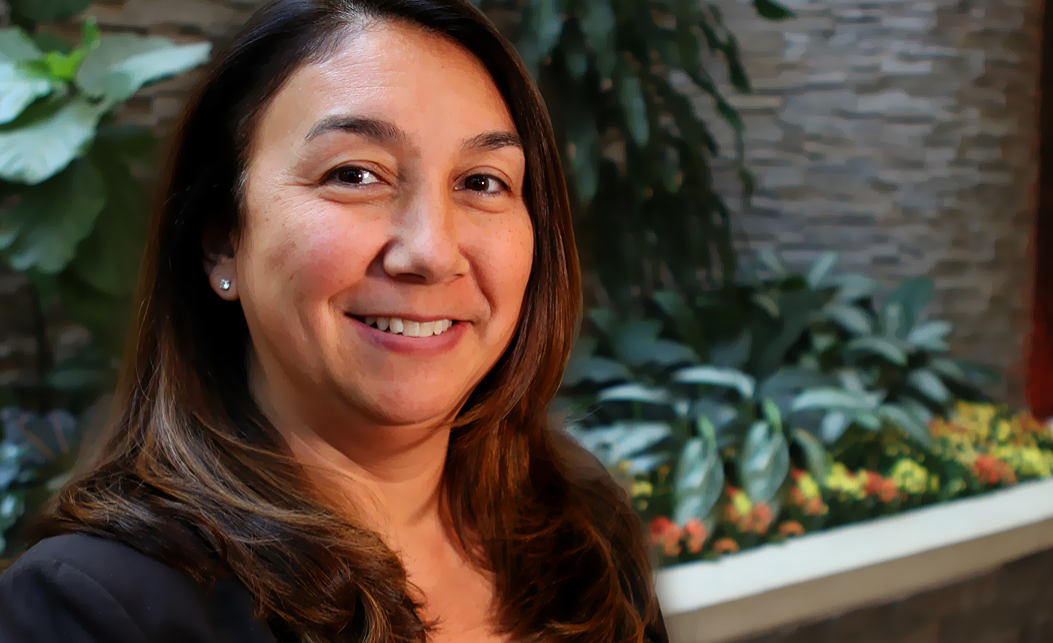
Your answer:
[0,533,278,642]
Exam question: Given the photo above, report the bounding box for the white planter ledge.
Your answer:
[654,477,1053,643]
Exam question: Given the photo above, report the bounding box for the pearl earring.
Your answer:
[220,279,231,291]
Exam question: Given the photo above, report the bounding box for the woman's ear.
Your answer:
[203,226,240,301]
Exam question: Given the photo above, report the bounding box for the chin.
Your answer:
[360,388,466,428]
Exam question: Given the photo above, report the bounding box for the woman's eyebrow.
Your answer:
[304,114,522,153]
[305,115,407,145]
[459,131,523,153]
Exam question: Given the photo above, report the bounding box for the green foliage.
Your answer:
[0,405,87,552]
[468,0,795,313]
[0,18,210,357]
[0,8,211,558]
[558,249,1003,543]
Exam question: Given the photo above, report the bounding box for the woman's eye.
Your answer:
[461,174,508,195]
[328,167,381,186]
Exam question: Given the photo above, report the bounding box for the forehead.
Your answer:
[258,20,517,149]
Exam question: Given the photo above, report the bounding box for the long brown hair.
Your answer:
[32,1,664,641]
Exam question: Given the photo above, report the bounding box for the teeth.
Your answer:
[357,316,456,337]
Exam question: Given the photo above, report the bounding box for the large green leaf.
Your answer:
[616,67,649,146]
[569,421,673,468]
[0,63,53,124]
[65,142,149,295]
[756,247,786,277]
[833,273,878,302]
[823,303,872,335]
[709,332,751,370]
[0,96,107,184]
[908,368,951,404]
[76,35,212,105]
[611,318,663,365]
[879,403,933,448]
[596,383,670,405]
[739,421,790,504]
[652,290,705,350]
[0,28,44,62]
[929,357,967,382]
[907,320,952,351]
[819,411,851,444]
[580,0,616,80]
[672,365,755,398]
[791,428,830,482]
[528,0,564,61]
[844,337,909,366]
[8,0,95,25]
[805,251,839,288]
[791,387,873,413]
[672,435,724,524]
[882,277,934,336]
[0,159,105,274]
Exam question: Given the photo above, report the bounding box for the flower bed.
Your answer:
[635,402,1053,566]
[654,476,1053,643]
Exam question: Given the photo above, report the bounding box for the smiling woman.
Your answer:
[0,2,666,643]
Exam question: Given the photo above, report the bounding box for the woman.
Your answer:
[0,1,667,641]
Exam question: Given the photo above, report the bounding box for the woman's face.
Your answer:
[216,21,533,436]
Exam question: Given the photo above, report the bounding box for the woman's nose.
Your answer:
[382,184,470,284]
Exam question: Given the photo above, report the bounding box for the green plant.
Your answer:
[0,3,211,557]
[557,307,842,532]
[469,0,795,313]
[1,15,211,362]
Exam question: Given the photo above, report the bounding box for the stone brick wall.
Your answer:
[731,546,1053,643]
[0,0,1043,404]
[695,0,1042,403]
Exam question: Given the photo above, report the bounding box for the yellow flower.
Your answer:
[631,480,654,498]
[889,459,928,495]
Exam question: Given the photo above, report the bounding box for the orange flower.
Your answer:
[649,517,683,556]
[973,455,1017,486]
[778,521,805,537]
[750,503,774,535]
[684,519,708,553]
[862,471,901,503]
[712,537,739,555]
[804,497,828,517]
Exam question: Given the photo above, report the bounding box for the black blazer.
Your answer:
[0,533,670,642]
[0,533,283,642]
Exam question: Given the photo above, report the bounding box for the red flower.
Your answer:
[750,503,774,535]
[684,519,708,553]
[649,517,683,556]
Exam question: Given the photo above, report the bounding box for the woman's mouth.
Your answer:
[348,315,460,338]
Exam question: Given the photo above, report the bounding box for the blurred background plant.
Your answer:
[0,0,210,556]
[554,249,1018,567]
[469,0,794,313]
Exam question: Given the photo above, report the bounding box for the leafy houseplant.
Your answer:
[557,249,1010,568]
[469,0,795,313]
[0,0,212,557]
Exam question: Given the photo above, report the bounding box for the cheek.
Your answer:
[242,197,378,304]
[483,215,534,319]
